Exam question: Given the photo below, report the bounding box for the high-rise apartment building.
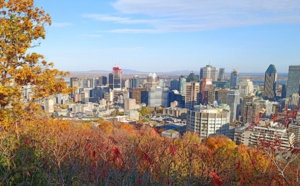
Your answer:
[287,65,300,98]
[185,82,200,109]
[200,65,219,81]
[243,102,260,124]
[187,105,230,140]
[263,64,277,100]
[230,69,239,89]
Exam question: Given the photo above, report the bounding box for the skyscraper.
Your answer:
[263,64,277,100]
[112,66,122,90]
[179,75,186,95]
[239,79,254,98]
[200,65,219,81]
[230,69,239,89]
[108,73,113,89]
[170,79,179,91]
[185,82,200,109]
[226,90,241,122]
[287,65,300,98]
[218,68,225,81]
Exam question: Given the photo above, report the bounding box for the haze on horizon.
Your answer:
[32,0,300,73]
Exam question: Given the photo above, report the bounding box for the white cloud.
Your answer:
[108,29,163,34]
[108,0,300,32]
[82,14,159,24]
[51,22,73,27]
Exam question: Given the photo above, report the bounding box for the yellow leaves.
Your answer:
[205,135,236,151]
[0,0,68,124]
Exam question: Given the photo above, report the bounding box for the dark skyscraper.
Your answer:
[281,84,287,99]
[101,76,107,86]
[287,65,300,98]
[218,68,225,82]
[230,69,239,89]
[170,79,179,91]
[263,64,277,100]
[108,73,113,89]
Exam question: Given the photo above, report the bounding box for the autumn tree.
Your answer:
[137,106,153,117]
[0,0,70,124]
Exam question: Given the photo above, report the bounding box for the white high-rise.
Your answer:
[200,65,219,81]
[187,105,230,140]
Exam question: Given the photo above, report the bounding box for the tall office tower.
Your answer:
[112,66,122,90]
[146,73,159,88]
[179,75,186,95]
[239,79,254,98]
[263,64,277,100]
[185,82,200,109]
[170,79,179,91]
[108,73,113,89]
[148,87,169,107]
[218,68,225,81]
[226,90,241,122]
[281,84,287,98]
[100,76,107,86]
[132,88,148,104]
[84,78,93,88]
[187,105,230,140]
[186,72,199,82]
[70,77,79,98]
[130,75,139,88]
[230,69,239,89]
[287,65,300,98]
[200,65,219,81]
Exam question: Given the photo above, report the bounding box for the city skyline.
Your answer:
[32,0,300,73]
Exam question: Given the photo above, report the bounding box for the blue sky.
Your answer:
[32,0,300,73]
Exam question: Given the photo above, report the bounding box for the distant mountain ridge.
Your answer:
[70,69,288,76]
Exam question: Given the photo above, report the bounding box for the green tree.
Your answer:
[138,106,153,116]
[0,0,70,125]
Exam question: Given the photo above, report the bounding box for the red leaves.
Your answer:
[113,147,121,156]
[169,145,175,156]
[136,176,141,185]
[234,160,240,170]
[251,158,257,165]
[210,171,223,186]
[142,152,152,164]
